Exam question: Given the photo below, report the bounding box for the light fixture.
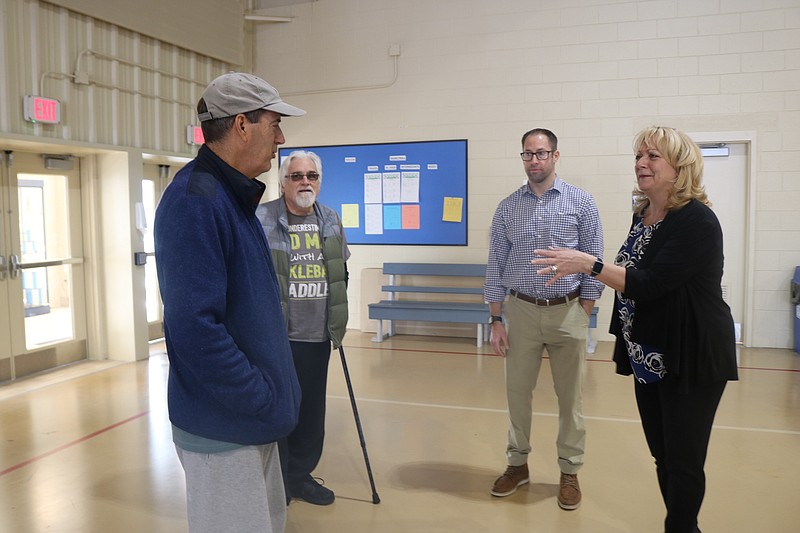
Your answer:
[699,143,729,157]
[43,154,74,170]
[244,13,294,22]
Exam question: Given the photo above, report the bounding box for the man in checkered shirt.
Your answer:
[484,128,604,511]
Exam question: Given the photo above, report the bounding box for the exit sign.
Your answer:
[23,95,61,124]
[187,125,205,145]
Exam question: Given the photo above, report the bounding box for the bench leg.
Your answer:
[586,307,599,355]
[476,324,483,348]
[388,319,395,338]
[586,327,597,355]
[371,320,386,343]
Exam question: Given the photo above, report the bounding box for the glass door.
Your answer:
[0,151,86,380]
[0,152,13,373]
[142,163,178,341]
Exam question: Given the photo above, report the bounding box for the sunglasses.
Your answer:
[288,172,320,182]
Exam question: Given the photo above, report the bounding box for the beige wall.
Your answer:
[0,0,232,153]
[1,0,798,349]
[46,0,244,64]
[253,0,800,348]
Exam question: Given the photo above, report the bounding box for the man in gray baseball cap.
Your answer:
[198,72,305,121]
[155,72,304,533]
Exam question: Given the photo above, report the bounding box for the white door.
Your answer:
[701,142,747,342]
[0,151,87,380]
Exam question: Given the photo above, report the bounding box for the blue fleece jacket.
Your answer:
[154,144,300,446]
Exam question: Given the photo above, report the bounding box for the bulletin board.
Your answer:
[278,139,468,245]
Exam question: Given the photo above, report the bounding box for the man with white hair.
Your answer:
[257,150,350,506]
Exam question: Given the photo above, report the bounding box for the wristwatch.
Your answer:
[590,258,604,277]
[489,315,503,324]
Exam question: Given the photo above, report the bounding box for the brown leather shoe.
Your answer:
[490,464,529,497]
[558,472,581,510]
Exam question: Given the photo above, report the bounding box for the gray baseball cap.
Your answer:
[197,72,305,122]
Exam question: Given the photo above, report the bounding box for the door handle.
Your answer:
[0,255,6,280]
[9,254,20,279]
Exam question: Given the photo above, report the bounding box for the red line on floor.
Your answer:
[0,410,150,477]
[343,345,800,372]
[345,343,615,361]
[344,344,502,357]
[738,366,800,373]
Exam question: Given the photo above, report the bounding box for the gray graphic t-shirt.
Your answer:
[286,212,329,342]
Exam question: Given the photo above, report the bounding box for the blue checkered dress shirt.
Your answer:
[484,177,604,303]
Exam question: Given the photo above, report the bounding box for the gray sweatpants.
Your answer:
[176,442,286,533]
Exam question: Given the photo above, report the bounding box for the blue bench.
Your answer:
[367,262,600,351]
[368,263,490,347]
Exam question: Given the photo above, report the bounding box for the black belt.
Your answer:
[510,289,581,307]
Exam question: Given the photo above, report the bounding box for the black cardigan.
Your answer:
[610,199,739,389]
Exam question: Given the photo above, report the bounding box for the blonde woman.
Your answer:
[534,126,738,533]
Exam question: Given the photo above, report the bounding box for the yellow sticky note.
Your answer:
[341,204,360,228]
[442,197,463,223]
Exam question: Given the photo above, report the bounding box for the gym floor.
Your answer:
[0,332,798,532]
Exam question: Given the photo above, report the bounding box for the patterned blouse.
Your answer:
[615,220,667,384]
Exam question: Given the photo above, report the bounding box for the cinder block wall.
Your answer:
[253,0,800,348]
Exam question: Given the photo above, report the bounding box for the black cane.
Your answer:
[338,345,380,504]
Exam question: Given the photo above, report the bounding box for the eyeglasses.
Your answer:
[520,150,555,161]
[288,172,320,182]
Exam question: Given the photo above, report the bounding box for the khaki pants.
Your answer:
[503,294,588,474]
